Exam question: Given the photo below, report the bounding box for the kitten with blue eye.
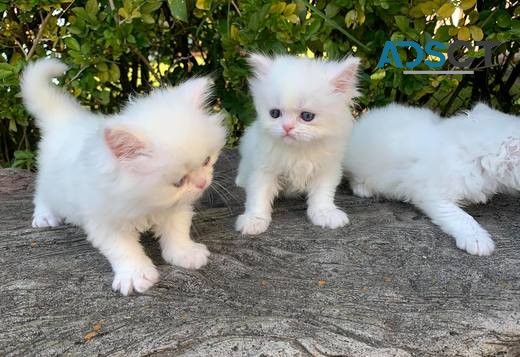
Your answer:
[22,58,226,295]
[235,54,360,235]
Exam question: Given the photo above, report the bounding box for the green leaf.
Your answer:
[283,3,297,16]
[109,63,120,81]
[72,7,89,20]
[459,0,476,11]
[496,12,511,29]
[469,25,483,41]
[196,0,211,11]
[457,26,470,41]
[434,25,451,42]
[437,2,455,18]
[85,0,98,15]
[64,37,81,51]
[324,3,339,18]
[168,0,188,22]
[394,16,408,33]
[141,13,155,23]
[9,119,17,132]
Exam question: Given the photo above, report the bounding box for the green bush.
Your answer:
[0,0,518,168]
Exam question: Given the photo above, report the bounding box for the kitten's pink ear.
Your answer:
[331,57,361,97]
[104,127,148,161]
[181,77,212,107]
[247,53,272,77]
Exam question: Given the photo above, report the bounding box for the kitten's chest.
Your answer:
[278,157,319,192]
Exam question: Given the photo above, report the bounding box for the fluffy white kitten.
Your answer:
[235,54,360,235]
[22,58,226,295]
[344,103,520,256]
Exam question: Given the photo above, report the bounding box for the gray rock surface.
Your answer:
[1,150,519,356]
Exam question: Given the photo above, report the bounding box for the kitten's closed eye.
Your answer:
[203,156,211,166]
[173,175,187,188]
[300,111,315,122]
[269,109,281,118]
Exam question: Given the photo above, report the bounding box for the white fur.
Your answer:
[22,58,227,295]
[344,103,520,256]
[235,54,360,235]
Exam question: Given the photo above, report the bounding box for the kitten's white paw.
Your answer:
[32,212,62,228]
[455,233,495,256]
[352,183,373,198]
[308,207,350,229]
[235,213,271,235]
[163,242,210,269]
[112,263,159,296]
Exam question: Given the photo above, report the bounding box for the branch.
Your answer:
[26,11,53,60]
[441,76,468,116]
[504,62,520,94]
[131,48,162,83]
[108,0,120,24]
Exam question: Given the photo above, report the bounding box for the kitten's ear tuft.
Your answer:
[247,53,272,77]
[331,56,361,97]
[104,127,148,161]
[182,76,213,107]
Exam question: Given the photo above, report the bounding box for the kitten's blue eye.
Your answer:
[300,111,315,122]
[269,109,281,118]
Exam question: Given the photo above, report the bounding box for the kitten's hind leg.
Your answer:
[415,200,495,256]
[351,181,374,198]
[85,224,159,295]
[32,194,63,228]
[154,207,210,270]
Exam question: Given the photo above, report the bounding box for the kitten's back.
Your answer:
[346,104,440,172]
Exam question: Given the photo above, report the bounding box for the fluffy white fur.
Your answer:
[344,103,520,256]
[235,54,360,235]
[22,58,227,295]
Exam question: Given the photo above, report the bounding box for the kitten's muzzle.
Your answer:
[188,175,207,190]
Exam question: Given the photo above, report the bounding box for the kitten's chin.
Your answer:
[281,135,297,144]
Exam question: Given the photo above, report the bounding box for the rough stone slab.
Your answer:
[0,150,519,356]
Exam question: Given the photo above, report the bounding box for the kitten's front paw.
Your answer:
[455,232,495,256]
[32,212,63,228]
[235,214,271,235]
[308,207,350,229]
[112,263,159,296]
[163,242,210,269]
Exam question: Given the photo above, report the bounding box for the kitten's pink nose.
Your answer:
[282,122,294,134]
[193,178,207,189]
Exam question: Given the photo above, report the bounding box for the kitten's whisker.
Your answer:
[208,184,234,213]
[212,180,239,203]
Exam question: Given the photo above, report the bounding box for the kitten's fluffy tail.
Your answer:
[21,58,82,129]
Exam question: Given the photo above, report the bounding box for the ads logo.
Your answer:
[377,40,501,74]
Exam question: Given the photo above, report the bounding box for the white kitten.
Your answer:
[344,103,520,256]
[235,54,360,235]
[22,58,226,295]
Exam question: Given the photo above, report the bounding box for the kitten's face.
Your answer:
[248,54,360,144]
[474,104,520,189]
[105,78,227,209]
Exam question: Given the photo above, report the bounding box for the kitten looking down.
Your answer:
[344,103,520,256]
[22,58,226,295]
[235,54,360,235]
